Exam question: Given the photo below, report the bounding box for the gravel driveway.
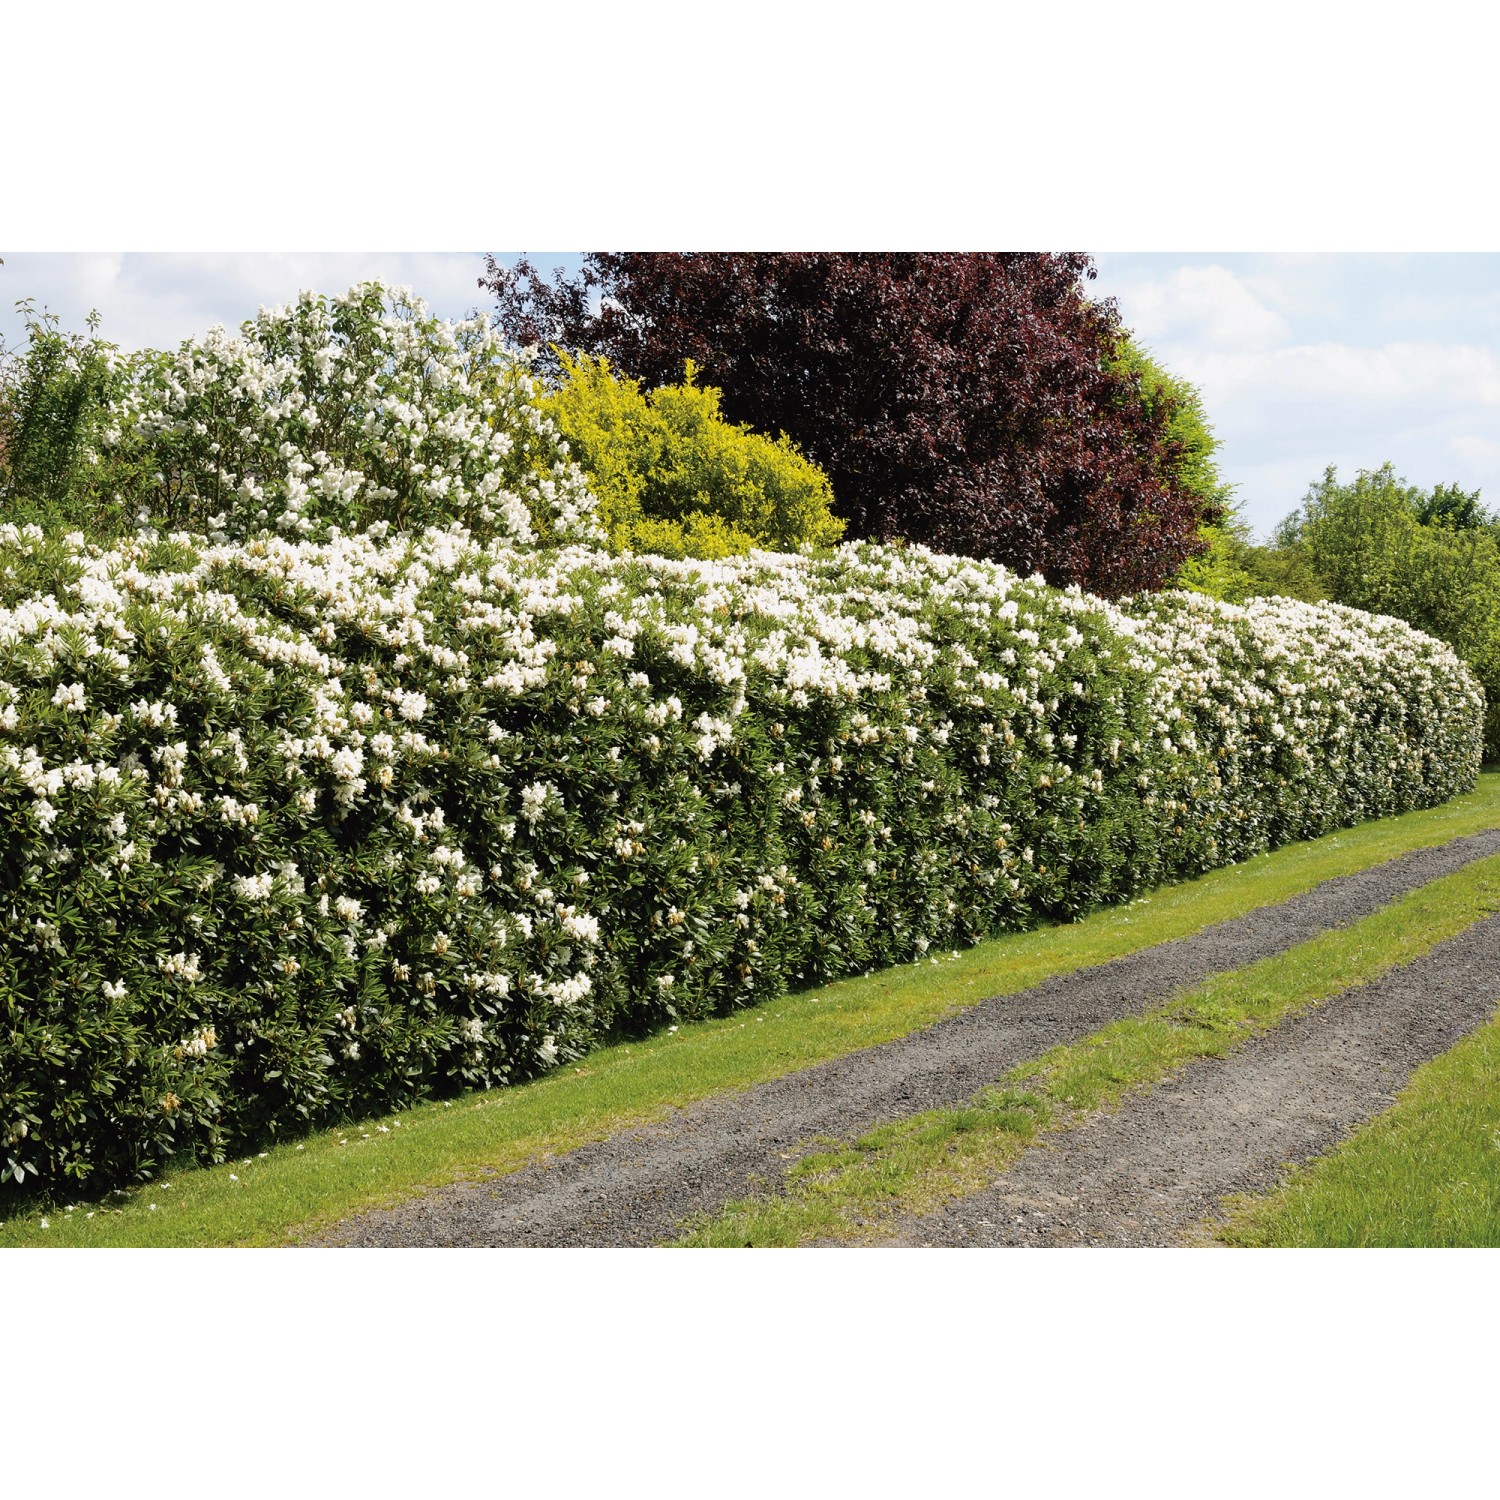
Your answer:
[311,828,1500,1248]
[888,911,1500,1247]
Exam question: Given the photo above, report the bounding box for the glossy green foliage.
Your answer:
[1,524,1479,1200]
[1278,464,1500,755]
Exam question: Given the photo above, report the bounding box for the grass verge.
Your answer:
[6,775,1500,1249]
[674,850,1500,1247]
[1214,1009,1500,1247]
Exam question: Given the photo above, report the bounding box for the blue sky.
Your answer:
[1090,253,1500,537]
[4,251,1497,540]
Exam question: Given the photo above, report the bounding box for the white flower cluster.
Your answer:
[0,516,1481,1194]
[87,281,606,549]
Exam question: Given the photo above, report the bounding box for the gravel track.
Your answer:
[888,911,1500,1248]
[312,827,1500,1248]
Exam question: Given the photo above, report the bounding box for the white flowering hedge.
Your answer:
[0,516,1482,1196]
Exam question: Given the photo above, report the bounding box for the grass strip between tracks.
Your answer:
[6,775,1500,1249]
[1215,1009,1500,1248]
[674,851,1500,1247]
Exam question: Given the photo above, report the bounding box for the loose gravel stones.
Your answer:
[311,828,1500,1248]
[889,911,1500,1248]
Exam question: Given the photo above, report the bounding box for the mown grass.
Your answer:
[674,849,1500,1247]
[1216,1010,1500,1247]
[6,775,1500,1249]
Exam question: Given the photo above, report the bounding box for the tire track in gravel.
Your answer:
[886,912,1500,1249]
[311,827,1500,1248]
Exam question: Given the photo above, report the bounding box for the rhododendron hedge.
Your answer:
[0,521,1481,1197]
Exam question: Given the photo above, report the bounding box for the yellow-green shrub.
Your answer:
[543,354,844,559]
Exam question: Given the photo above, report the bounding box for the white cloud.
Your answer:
[1450,434,1500,469]
[1093,255,1500,538]
[1115,265,1291,353]
[1180,340,1500,534]
[1173,342,1500,445]
[1375,287,1500,333]
[1,253,496,352]
[1238,256,1354,320]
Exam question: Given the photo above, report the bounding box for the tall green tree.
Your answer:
[1278,463,1500,755]
[1110,338,1254,602]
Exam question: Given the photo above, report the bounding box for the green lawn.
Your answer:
[1216,1009,1500,1247]
[6,775,1500,1249]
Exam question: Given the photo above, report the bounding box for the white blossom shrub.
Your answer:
[0,520,1482,1197]
[30,281,606,548]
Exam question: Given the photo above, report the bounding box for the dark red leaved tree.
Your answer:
[482,252,1211,597]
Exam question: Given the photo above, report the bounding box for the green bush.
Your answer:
[0,304,141,538]
[1278,464,1500,755]
[1226,539,1330,603]
[542,353,844,559]
[0,522,1480,1199]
